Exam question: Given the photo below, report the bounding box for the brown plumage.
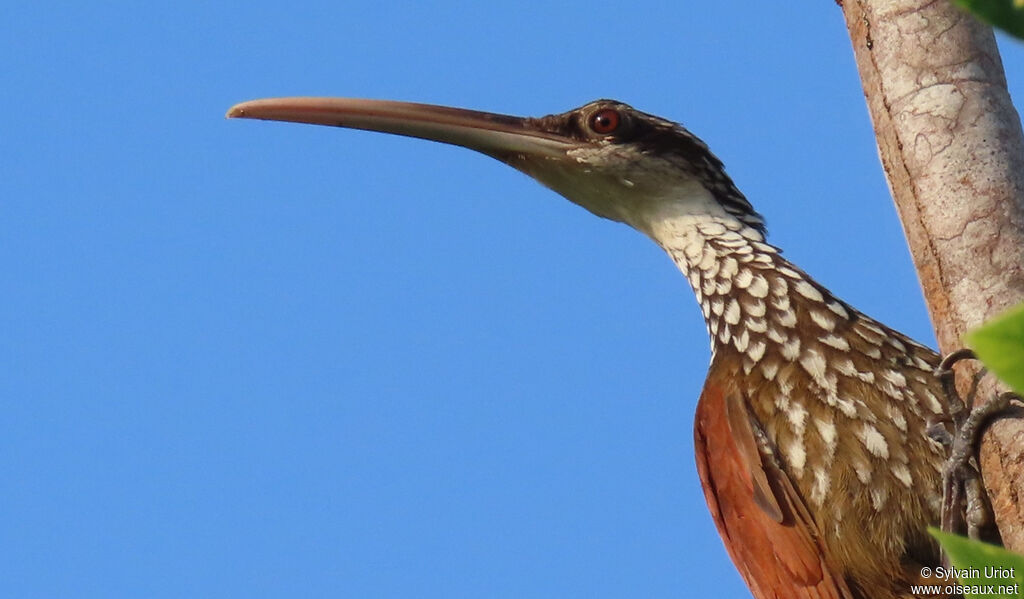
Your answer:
[228,97,955,598]
[686,228,948,598]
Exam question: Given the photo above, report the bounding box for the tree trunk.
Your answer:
[838,0,1024,550]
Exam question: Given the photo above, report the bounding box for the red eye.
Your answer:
[589,108,621,134]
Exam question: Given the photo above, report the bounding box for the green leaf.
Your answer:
[954,0,1024,40]
[929,528,1024,598]
[965,302,1024,394]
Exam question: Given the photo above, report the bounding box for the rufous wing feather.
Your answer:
[694,380,857,599]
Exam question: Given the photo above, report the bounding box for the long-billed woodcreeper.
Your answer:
[228,98,956,598]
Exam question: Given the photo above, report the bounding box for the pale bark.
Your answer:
[838,0,1024,550]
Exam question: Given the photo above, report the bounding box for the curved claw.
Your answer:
[940,391,1018,548]
[934,348,977,420]
[934,348,1019,556]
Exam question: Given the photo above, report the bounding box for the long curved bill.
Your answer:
[226,97,573,160]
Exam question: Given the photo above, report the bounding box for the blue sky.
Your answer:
[5,3,1023,598]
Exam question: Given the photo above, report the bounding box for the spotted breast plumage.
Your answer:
[228,97,955,598]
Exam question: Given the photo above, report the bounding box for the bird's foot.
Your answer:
[930,395,1010,541]
[927,349,1019,545]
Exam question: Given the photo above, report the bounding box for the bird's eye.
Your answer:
[588,108,621,134]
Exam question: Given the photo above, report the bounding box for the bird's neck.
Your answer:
[650,214,947,528]
[649,215,848,370]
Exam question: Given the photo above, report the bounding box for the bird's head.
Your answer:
[227,98,765,241]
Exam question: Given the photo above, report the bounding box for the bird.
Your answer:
[227,97,955,598]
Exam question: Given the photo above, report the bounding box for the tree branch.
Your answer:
[838,0,1024,549]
